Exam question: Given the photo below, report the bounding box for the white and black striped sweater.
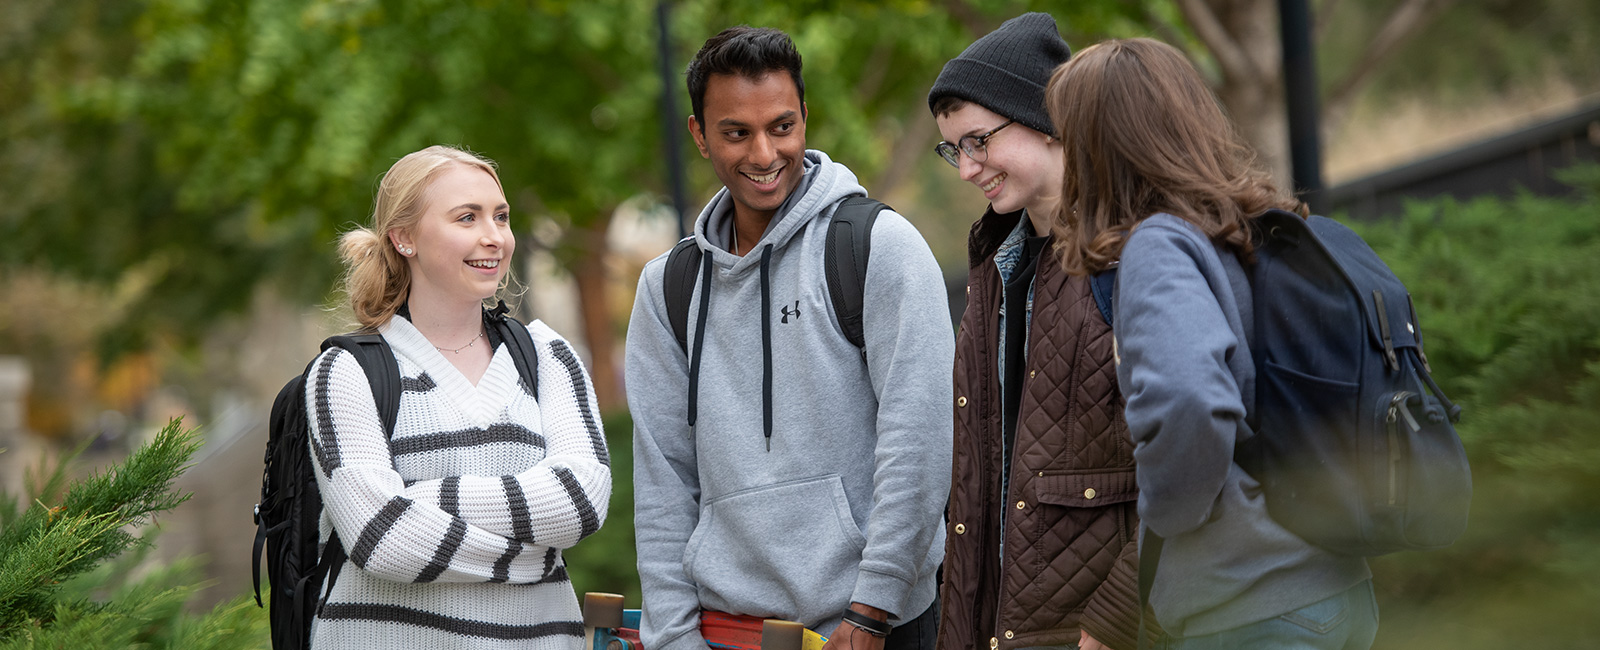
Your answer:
[306,315,610,649]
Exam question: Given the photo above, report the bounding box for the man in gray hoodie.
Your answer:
[624,26,953,650]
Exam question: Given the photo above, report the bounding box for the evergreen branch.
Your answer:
[0,419,202,641]
[62,418,201,527]
[0,511,121,636]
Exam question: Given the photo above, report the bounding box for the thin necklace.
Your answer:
[435,329,485,355]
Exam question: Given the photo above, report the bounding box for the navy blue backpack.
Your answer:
[1242,210,1471,555]
[1096,209,1473,557]
[1114,211,1473,650]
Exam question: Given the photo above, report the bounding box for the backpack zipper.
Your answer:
[1385,391,1419,505]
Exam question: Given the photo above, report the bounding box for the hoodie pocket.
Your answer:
[683,475,866,626]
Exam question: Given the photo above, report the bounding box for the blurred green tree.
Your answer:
[0,0,1155,406]
[1349,168,1600,649]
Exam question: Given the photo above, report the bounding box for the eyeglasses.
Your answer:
[934,119,1015,168]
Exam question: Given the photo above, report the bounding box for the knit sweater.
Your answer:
[306,314,611,649]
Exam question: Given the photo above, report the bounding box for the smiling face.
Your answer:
[391,163,514,308]
[689,71,807,226]
[935,102,1063,217]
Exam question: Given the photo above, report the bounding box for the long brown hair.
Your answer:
[1044,38,1304,275]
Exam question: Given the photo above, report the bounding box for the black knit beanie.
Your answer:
[928,12,1071,136]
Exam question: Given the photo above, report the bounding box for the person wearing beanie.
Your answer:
[929,13,1152,650]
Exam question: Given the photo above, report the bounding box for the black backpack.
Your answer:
[252,311,542,650]
[1125,211,1473,648]
[663,196,887,352]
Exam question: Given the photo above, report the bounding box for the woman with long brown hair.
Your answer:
[1045,39,1377,650]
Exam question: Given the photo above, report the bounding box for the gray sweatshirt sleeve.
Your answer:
[852,212,954,619]
[625,260,710,650]
[1114,220,1249,538]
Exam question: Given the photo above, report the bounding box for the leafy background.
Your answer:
[1,0,1597,647]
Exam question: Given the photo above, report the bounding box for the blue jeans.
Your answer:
[1162,580,1378,650]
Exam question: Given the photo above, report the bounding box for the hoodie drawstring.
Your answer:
[687,254,714,427]
[684,243,776,453]
[759,244,774,452]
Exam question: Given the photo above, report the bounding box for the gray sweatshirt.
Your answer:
[625,150,953,650]
[1113,214,1370,637]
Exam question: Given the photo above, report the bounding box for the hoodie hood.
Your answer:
[692,149,867,268]
[679,150,870,450]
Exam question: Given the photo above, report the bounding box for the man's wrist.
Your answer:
[847,602,889,623]
[842,603,893,638]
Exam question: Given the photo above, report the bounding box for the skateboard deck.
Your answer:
[584,593,827,650]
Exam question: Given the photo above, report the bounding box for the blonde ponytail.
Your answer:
[336,145,502,330]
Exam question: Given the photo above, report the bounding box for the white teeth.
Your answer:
[467,260,498,269]
[745,169,780,184]
[981,173,1006,192]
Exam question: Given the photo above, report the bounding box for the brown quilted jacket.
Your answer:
[938,210,1150,650]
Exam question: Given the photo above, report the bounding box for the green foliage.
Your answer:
[1346,169,1600,649]
[0,0,1157,359]
[0,419,220,643]
[1336,0,1600,100]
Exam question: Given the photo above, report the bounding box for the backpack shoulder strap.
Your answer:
[492,314,542,398]
[323,333,400,440]
[826,196,889,349]
[663,237,703,355]
[1091,267,1118,327]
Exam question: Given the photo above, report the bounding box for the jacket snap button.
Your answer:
[1029,370,1036,379]
[1005,631,1015,640]
[1016,500,1026,510]
[990,638,999,649]
[957,396,968,408]
[1084,488,1097,499]
[954,523,966,534]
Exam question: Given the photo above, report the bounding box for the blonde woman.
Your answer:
[306,145,610,649]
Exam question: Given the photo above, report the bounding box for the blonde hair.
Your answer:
[1044,38,1304,275]
[337,145,503,330]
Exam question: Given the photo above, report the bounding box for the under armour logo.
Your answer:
[780,301,801,324]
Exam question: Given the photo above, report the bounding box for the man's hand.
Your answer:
[820,603,889,650]
[1080,629,1110,650]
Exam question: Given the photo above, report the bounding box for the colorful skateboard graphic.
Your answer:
[583,593,828,650]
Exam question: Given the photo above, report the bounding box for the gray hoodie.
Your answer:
[625,150,953,650]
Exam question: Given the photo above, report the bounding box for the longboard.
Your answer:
[583,593,828,650]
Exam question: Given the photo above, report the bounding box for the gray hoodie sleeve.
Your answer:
[852,211,954,619]
[1113,218,1251,538]
[625,259,709,650]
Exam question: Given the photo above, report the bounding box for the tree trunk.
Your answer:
[1214,0,1291,185]
[1176,0,1289,184]
[567,214,623,413]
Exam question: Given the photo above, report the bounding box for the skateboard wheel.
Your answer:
[762,619,805,650]
[583,592,625,629]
